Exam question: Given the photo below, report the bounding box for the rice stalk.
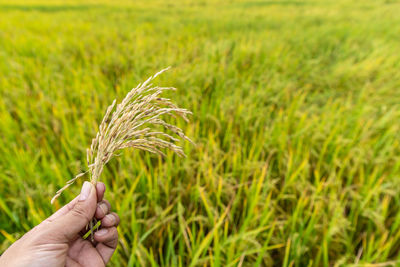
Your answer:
[51,67,193,204]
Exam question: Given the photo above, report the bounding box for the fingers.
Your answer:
[47,182,105,223]
[95,227,118,264]
[94,212,119,264]
[95,183,108,220]
[96,182,106,202]
[95,200,111,219]
[101,212,120,228]
[51,182,97,241]
[94,227,118,244]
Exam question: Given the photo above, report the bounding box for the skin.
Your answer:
[0,182,119,267]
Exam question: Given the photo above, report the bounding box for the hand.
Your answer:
[0,182,120,267]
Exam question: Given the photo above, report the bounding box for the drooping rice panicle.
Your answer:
[51,67,193,204]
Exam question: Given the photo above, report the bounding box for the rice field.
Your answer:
[1,0,400,266]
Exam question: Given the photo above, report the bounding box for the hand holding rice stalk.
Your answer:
[51,67,193,240]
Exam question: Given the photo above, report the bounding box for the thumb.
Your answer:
[51,181,97,241]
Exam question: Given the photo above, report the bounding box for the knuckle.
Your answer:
[71,205,91,222]
[110,228,119,247]
[112,212,120,225]
[103,199,111,210]
[98,202,108,213]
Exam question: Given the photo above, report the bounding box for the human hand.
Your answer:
[0,182,119,267]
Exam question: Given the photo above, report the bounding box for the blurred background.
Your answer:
[1,0,400,266]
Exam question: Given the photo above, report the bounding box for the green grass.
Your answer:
[1,0,400,266]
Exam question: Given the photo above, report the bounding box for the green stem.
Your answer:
[83,220,101,240]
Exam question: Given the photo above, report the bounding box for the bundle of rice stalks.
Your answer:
[51,67,193,238]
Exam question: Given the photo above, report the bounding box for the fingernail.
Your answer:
[105,214,116,224]
[79,181,92,201]
[96,228,108,236]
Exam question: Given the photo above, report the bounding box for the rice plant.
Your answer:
[51,67,193,239]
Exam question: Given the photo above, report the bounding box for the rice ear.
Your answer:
[52,67,192,202]
[51,171,87,204]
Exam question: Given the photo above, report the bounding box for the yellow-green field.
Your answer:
[1,0,400,266]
